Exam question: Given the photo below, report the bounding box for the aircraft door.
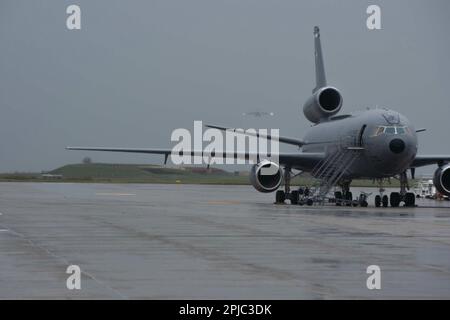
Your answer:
[358,124,367,147]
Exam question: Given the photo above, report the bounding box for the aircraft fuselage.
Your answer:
[301,108,418,178]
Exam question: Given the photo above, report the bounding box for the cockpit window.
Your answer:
[375,127,384,136]
[373,126,409,136]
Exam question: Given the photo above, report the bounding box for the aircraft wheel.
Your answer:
[275,190,285,203]
[290,190,299,205]
[390,192,401,207]
[375,195,381,207]
[298,187,304,195]
[304,188,310,197]
[335,191,343,206]
[361,201,368,207]
[306,198,313,206]
[345,192,352,206]
[382,195,389,207]
[405,192,415,207]
[352,200,358,207]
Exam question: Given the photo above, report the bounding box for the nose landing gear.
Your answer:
[374,192,389,208]
[374,173,416,208]
[389,192,401,207]
[382,195,389,207]
[397,171,416,207]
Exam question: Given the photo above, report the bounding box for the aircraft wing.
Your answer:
[205,124,305,147]
[411,155,450,168]
[66,147,324,171]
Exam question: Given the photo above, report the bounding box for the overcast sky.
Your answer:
[0,0,449,173]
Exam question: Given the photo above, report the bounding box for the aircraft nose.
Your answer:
[389,138,405,154]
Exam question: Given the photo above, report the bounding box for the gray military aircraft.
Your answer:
[67,26,450,208]
[242,111,275,117]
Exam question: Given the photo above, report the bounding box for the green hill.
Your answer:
[46,163,250,184]
[0,162,406,187]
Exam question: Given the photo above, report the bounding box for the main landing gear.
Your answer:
[374,173,416,208]
[275,167,314,205]
[276,187,313,205]
[275,189,286,203]
[275,166,292,204]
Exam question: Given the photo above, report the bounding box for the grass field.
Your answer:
[0,162,409,187]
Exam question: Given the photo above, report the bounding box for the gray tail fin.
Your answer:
[313,26,327,93]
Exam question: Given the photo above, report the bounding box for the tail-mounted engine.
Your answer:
[303,86,343,123]
[433,164,450,196]
[249,160,283,193]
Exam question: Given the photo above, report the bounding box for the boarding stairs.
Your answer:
[308,133,363,203]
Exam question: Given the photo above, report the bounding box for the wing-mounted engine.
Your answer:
[249,160,283,193]
[303,86,343,123]
[433,164,450,196]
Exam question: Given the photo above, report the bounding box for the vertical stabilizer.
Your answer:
[313,26,327,93]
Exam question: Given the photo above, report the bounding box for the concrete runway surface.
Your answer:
[0,182,450,299]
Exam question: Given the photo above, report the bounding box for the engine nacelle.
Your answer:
[433,164,450,196]
[249,160,283,193]
[303,86,343,123]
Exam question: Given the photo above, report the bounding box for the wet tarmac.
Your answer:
[0,182,450,299]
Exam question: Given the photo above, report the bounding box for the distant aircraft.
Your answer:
[67,26,450,208]
[242,111,274,117]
